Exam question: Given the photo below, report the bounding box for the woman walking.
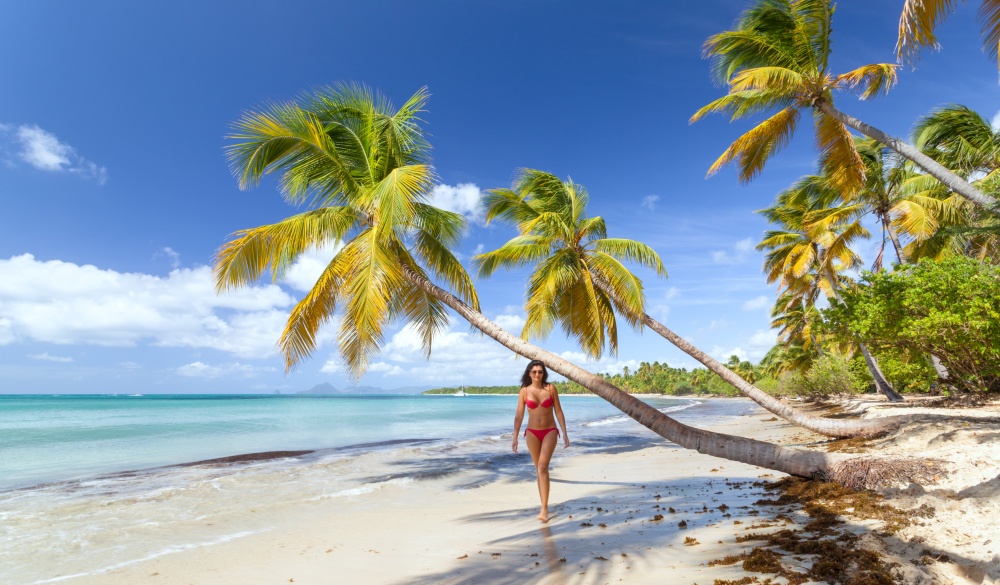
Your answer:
[512,360,570,522]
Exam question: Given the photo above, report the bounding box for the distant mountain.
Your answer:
[298,383,340,394]
[297,383,436,395]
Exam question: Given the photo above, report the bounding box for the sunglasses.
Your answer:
[530,369,545,374]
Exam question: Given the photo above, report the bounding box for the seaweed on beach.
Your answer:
[707,477,925,584]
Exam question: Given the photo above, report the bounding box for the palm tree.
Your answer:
[897,0,1000,69]
[476,168,900,436]
[214,83,874,481]
[909,105,1000,262]
[757,175,905,401]
[691,0,998,210]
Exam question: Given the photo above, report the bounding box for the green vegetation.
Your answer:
[824,257,1000,393]
[424,360,754,396]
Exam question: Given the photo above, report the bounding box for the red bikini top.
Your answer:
[525,396,553,410]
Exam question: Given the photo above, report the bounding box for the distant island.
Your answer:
[423,383,590,395]
[298,383,432,395]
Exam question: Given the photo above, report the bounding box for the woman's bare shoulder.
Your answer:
[546,383,558,393]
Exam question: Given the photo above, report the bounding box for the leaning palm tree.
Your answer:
[475,168,902,436]
[691,0,997,210]
[909,105,1000,262]
[897,0,1000,69]
[757,175,905,401]
[214,83,886,482]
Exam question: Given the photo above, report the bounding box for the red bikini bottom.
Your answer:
[524,427,559,441]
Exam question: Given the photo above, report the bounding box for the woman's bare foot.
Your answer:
[537,510,549,523]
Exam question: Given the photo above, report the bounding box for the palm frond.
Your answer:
[707,106,800,183]
[814,111,865,193]
[897,0,963,64]
[214,206,357,291]
[474,235,553,278]
[834,63,898,100]
[593,238,667,277]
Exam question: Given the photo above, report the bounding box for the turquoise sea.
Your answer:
[0,393,762,584]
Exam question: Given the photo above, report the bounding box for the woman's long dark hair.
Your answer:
[520,360,549,387]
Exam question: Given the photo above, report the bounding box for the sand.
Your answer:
[57,397,1000,585]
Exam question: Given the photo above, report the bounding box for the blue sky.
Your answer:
[1,1,997,393]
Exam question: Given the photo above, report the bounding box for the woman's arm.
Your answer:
[512,387,527,453]
[549,384,570,448]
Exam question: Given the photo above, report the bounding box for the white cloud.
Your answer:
[992,110,1000,132]
[664,286,681,300]
[177,361,276,378]
[742,295,770,311]
[156,247,181,269]
[734,237,754,253]
[280,242,344,292]
[368,361,405,375]
[0,254,297,358]
[641,195,659,211]
[711,237,756,265]
[11,125,107,184]
[428,183,483,222]
[711,329,777,363]
[29,352,73,363]
[120,361,141,370]
[495,313,526,330]
[319,359,344,374]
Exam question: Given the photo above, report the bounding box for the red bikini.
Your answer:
[524,395,559,441]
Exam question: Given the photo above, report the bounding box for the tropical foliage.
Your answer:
[823,256,1000,393]
[215,84,479,377]
[897,0,1000,67]
[693,0,997,210]
[475,169,666,358]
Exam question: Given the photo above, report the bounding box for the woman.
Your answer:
[512,359,570,523]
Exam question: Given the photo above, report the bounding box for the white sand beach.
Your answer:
[50,397,999,585]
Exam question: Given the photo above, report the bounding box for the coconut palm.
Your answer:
[909,105,1000,261]
[214,83,880,482]
[476,168,901,436]
[691,0,998,210]
[757,175,905,401]
[897,0,1000,68]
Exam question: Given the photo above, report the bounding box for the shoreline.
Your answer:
[34,401,823,585]
[10,397,998,584]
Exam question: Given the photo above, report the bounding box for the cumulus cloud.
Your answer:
[711,237,756,265]
[280,242,344,292]
[742,295,770,311]
[641,195,659,211]
[177,361,276,378]
[427,183,483,222]
[992,110,1000,131]
[29,352,73,363]
[711,329,777,363]
[495,313,526,330]
[0,254,296,358]
[7,125,108,184]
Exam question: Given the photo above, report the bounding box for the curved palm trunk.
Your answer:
[828,279,905,403]
[885,218,906,265]
[816,102,999,211]
[585,275,900,436]
[400,265,853,480]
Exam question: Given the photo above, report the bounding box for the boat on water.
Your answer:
[454,388,466,397]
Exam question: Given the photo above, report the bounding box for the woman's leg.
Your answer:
[526,430,559,522]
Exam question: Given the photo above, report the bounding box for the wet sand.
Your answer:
[42,397,1000,584]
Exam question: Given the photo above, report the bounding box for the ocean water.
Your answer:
[0,393,761,584]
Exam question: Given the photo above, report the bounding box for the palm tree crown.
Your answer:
[474,169,666,359]
[691,0,897,192]
[215,84,478,376]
